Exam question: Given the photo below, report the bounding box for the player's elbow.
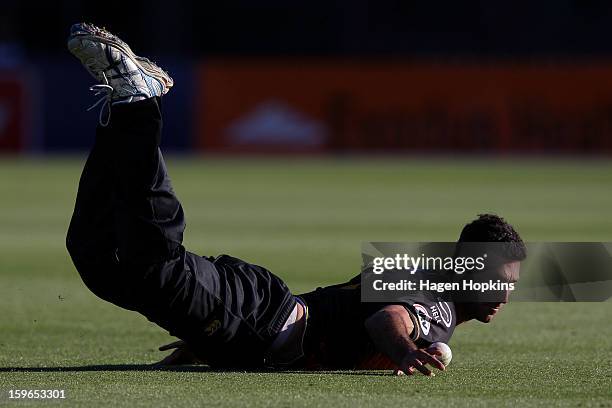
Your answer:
[364,304,412,335]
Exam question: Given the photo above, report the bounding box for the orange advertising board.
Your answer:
[0,71,29,153]
[196,60,612,153]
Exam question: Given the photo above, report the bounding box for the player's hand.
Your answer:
[394,348,445,377]
[425,343,446,359]
[153,340,203,367]
[158,340,186,352]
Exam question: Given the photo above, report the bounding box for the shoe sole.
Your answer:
[69,33,174,94]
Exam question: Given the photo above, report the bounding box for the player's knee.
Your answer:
[66,223,109,262]
[65,231,93,265]
[65,231,81,260]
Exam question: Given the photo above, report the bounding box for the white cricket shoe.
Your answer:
[67,23,173,125]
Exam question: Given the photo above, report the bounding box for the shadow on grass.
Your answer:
[0,364,390,376]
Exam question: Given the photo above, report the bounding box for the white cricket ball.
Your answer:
[428,342,452,366]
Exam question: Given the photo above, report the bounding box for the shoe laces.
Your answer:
[86,71,114,127]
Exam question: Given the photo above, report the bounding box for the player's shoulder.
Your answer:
[403,297,456,346]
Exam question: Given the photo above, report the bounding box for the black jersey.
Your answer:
[297,274,456,369]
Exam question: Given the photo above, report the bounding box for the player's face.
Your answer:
[473,261,521,323]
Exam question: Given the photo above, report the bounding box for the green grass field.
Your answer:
[0,157,611,407]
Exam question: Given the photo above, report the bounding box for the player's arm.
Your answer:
[364,304,445,376]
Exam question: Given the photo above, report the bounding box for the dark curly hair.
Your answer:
[457,214,527,261]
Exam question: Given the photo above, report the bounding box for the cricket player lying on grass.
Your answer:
[65,23,526,377]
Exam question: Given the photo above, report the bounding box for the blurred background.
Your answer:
[3,0,612,154]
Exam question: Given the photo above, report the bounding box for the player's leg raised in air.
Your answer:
[65,23,301,368]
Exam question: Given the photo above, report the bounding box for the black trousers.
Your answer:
[66,98,295,367]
